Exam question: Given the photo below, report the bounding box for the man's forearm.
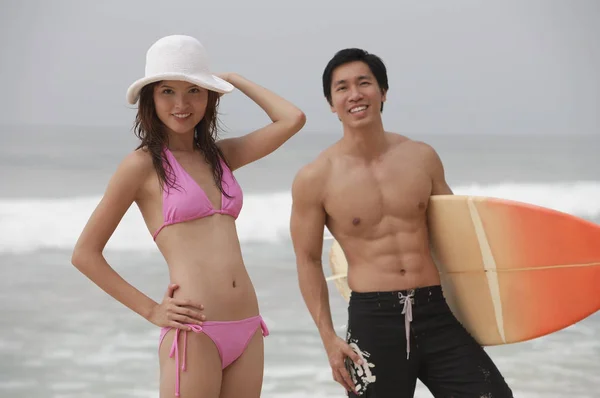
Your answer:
[297,259,337,344]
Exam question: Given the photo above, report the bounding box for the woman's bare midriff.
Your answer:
[155,215,260,321]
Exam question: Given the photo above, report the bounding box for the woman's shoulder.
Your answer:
[114,147,155,179]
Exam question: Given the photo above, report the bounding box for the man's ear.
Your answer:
[330,104,341,121]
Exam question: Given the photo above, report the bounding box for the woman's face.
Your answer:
[153,80,209,136]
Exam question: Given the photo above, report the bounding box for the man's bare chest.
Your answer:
[324,162,432,229]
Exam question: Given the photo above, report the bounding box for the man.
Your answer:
[289,48,513,397]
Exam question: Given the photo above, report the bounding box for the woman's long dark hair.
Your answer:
[133,82,231,197]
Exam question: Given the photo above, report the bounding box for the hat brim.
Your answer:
[126,73,234,104]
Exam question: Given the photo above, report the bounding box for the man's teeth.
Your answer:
[350,106,367,114]
[173,113,191,118]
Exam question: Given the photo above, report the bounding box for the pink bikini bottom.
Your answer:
[159,315,269,397]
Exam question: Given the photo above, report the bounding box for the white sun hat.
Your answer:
[126,35,234,104]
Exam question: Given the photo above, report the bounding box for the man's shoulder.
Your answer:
[292,145,338,200]
[388,133,438,155]
[293,153,330,187]
[393,136,445,173]
[411,140,442,161]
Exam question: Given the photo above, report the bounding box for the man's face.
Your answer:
[329,61,386,128]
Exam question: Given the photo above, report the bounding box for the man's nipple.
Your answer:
[352,217,361,226]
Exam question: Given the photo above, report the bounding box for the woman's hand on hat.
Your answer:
[216,72,234,83]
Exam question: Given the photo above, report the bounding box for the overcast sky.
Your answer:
[1,0,599,135]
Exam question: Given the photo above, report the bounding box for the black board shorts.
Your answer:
[345,285,513,398]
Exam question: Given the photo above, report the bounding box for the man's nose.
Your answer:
[349,86,363,101]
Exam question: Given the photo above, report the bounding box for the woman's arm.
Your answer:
[71,149,204,330]
[217,73,306,170]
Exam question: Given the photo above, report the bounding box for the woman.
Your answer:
[71,35,305,397]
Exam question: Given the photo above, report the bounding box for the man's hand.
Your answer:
[325,335,363,393]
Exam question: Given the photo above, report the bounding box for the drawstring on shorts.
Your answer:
[399,290,414,359]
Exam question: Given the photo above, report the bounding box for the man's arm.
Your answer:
[289,162,336,342]
[290,161,361,393]
[422,143,453,195]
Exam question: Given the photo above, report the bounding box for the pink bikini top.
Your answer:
[152,148,243,240]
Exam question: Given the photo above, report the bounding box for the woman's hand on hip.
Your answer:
[147,284,205,331]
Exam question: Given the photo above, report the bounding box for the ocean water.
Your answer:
[1,125,599,397]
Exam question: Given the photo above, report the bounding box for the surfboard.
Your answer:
[326,195,600,346]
